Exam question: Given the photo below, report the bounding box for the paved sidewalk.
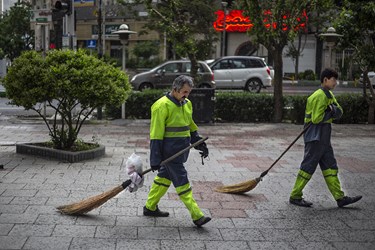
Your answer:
[0,118,374,250]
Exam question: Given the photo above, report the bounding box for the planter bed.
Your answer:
[16,143,105,163]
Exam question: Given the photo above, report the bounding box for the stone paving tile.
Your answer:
[24,205,59,215]
[0,236,27,249]
[0,223,13,235]
[160,239,205,250]
[0,196,12,205]
[155,217,196,228]
[35,214,77,225]
[248,241,294,250]
[116,239,161,250]
[210,208,248,218]
[10,196,48,205]
[23,236,72,250]
[301,229,345,242]
[205,240,250,250]
[116,215,156,227]
[331,242,375,250]
[70,237,116,250]
[338,229,375,243]
[259,228,307,242]
[219,228,265,241]
[0,204,27,214]
[231,218,274,229]
[95,225,137,239]
[0,213,38,224]
[2,189,38,197]
[138,226,180,240]
[75,214,116,226]
[52,225,96,237]
[179,227,223,241]
[9,224,54,237]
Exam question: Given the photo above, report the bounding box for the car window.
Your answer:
[184,62,205,73]
[162,63,182,73]
[232,59,246,69]
[247,59,265,68]
[212,59,232,70]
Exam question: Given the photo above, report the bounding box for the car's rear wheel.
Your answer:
[245,78,262,93]
[139,82,153,91]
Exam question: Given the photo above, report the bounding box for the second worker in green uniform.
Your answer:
[289,68,362,208]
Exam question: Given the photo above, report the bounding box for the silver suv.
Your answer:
[130,60,215,91]
[208,56,272,93]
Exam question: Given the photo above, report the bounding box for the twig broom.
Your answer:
[216,124,311,194]
[57,137,208,215]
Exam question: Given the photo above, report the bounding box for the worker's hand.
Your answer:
[151,165,161,171]
[326,103,337,114]
[195,142,209,158]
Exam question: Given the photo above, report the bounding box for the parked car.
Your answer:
[359,71,375,88]
[208,56,273,93]
[130,60,215,91]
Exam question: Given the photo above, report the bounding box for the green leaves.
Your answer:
[0,0,34,61]
[3,49,132,149]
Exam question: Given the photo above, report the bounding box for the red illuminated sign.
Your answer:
[213,10,307,33]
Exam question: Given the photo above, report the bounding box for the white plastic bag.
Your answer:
[125,153,144,193]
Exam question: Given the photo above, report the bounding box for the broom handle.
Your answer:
[259,123,312,179]
[139,136,209,176]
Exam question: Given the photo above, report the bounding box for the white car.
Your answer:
[208,56,273,93]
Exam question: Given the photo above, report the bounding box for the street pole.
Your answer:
[112,24,136,120]
[97,0,103,120]
[221,1,228,57]
[121,40,126,119]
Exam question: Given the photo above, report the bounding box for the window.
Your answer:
[247,59,265,68]
[213,59,232,70]
[232,59,246,69]
[163,63,182,73]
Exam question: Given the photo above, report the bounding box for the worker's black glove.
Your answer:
[195,142,209,158]
[326,103,337,113]
[151,165,161,172]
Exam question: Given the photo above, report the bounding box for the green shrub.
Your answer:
[303,69,316,80]
[215,92,274,122]
[105,90,369,124]
[4,49,131,149]
[335,94,369,124]
[105,89,165,119]
[283,95,308,124]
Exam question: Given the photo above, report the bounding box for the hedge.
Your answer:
[105,90,370,124]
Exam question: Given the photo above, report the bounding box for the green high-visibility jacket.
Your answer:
[149,94,200,167]
[303,87,343,143]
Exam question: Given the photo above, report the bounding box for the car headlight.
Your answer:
[131,75,137,82]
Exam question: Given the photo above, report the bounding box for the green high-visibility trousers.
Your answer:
[323,168,345,200]
[145,176,171,211]
[290,170,312,199]
[176,183,204,221]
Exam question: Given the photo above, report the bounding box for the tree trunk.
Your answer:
[273,50,284,123]
[363,71,375,124]
[368,101,375,124]
[188,54,199,87]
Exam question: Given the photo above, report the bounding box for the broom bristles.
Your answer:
[215,177,260,194]
[57,185,124,215]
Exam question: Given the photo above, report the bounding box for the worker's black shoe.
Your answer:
[143,206,169,217]
[337,196,362,208]
[193,216,211,227]
[289,198,313,207]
